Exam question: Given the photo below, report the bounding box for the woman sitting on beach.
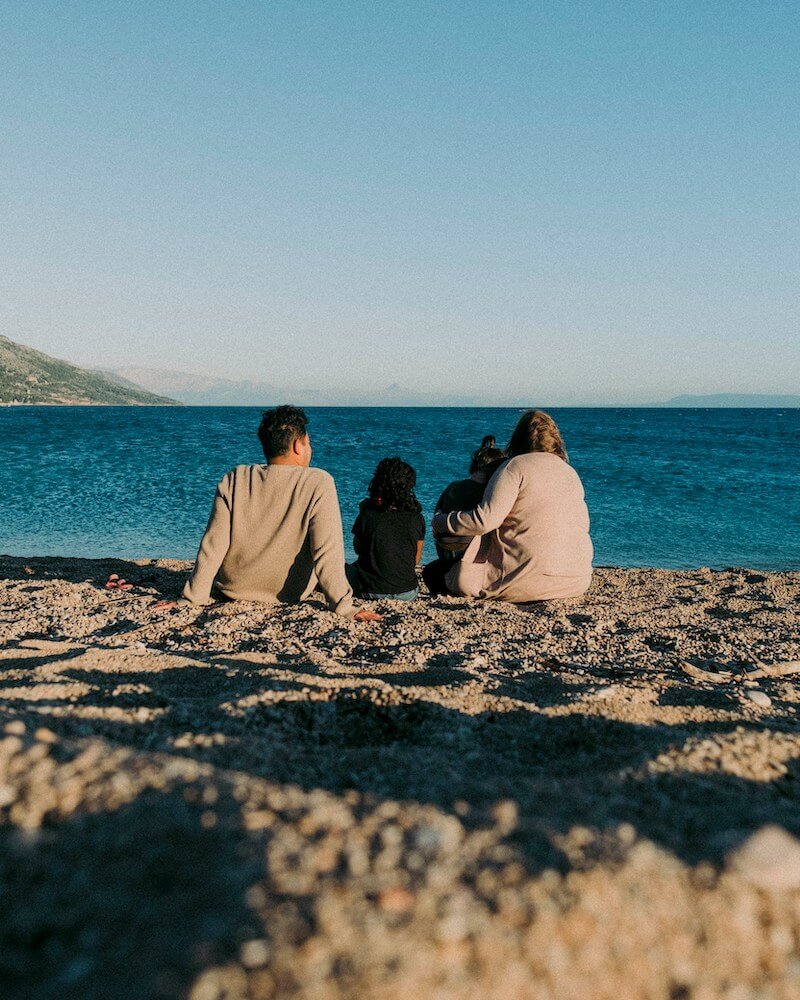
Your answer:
[346,457,425,601]
[427,410,593,602]
[430,435,505,565]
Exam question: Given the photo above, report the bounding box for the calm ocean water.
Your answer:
[1,406,798,570]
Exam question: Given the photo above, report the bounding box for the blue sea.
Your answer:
[2,406,798,570]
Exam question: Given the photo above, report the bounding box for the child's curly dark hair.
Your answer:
[367,457,422,513]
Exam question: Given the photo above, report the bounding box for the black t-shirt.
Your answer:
[352,502,426,595]
[434,477,487,561]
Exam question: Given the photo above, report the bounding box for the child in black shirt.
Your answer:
[347,458,425,601]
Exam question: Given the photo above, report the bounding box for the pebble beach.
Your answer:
[1,555,799,999]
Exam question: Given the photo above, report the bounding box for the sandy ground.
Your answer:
[0,555,799,999]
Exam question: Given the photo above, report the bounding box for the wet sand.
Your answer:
[0,555,799,999]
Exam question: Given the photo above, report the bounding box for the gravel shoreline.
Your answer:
[1,555,799,999]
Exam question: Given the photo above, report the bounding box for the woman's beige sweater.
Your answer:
[182,464,355,616]
[432,452,593,602]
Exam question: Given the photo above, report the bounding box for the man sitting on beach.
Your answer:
[163,405,379,621]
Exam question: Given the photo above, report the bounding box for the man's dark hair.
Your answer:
[257,405,309,460]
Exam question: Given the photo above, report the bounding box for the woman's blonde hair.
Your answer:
[508,410,568,462]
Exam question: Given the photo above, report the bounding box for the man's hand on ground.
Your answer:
[353,609,382,622]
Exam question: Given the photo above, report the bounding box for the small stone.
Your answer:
[744,689,772,709]
[239,939,271,968]
[245,885,268,910]
[4,721,25,735]
[244,811,275,831]
[729,825,800,892]
[594,685,619,699]
[34,727,57,744]
[491,800,519,834]
[414,825,441,853]
[189,970,222,1000]
[378,886,414,914]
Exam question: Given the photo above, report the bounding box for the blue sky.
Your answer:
[1,1,798,403]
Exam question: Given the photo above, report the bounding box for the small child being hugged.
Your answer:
[346,458,425,601]
[423,435,505,597]
[433,435,505,562]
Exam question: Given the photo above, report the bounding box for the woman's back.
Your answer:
[495,452,592,583]
[439,451,593,602]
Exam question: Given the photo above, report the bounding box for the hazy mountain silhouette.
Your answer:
[0,337,178,406]
[108,368,481,406]
[663,393,800,408]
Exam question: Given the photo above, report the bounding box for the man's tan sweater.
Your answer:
[182,464,355,616]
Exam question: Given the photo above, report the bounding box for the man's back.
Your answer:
[182,464,354,615]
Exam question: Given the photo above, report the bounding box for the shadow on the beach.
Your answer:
[657,684,744,712]
[0,777,262,1000]
[0,555,186,597]
[2,639,800,999]
[2,652,798,871]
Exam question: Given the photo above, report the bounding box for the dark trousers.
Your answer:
[422,559,452,597]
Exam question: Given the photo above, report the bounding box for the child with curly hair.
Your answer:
[346,457,425,601]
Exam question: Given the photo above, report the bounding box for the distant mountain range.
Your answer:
[662,394,800,408]
[0,336,178,406]
[109,372,800,408]
[2,336,797,407]
[102,367,298,406]
[104,368,483,407]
